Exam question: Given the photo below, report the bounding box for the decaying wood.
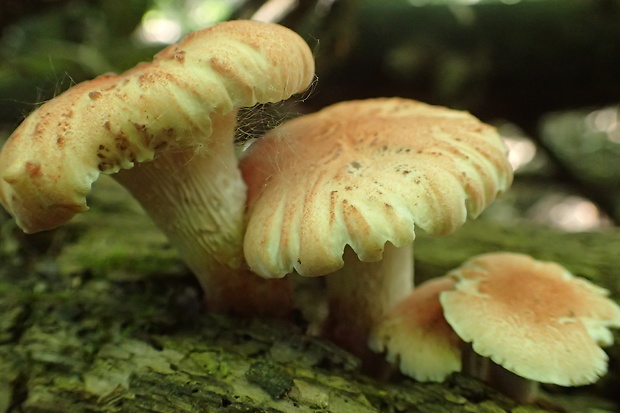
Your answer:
[0,177,618,412]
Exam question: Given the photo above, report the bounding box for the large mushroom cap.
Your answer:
[0,20,314,233]
[241,98,513,278]
[440,252,620,386]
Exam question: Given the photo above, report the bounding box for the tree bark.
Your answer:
[1,178,619,412]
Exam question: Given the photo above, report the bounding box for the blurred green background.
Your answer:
[1,0,620,227]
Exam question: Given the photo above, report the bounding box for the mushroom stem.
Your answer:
[462,346,540,403]
[114,111,294,318]
[323,242,414,366]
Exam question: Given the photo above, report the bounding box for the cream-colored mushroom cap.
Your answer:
[440,252,620,386]
[241,98,513,278]
[0,20,314,233]
[369,276,462,382]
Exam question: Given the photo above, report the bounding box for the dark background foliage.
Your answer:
[2,0,620,225]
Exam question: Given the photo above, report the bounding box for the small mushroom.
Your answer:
[371,253,620,402]
[0,20,315,316]
[440,252,620,401]
[368,276,462,382]
[239,98,512,362]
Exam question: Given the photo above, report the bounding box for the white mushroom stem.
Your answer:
[323,242,414,365]
[114,111,294,317]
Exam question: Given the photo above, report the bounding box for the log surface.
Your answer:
[1,178,618,412]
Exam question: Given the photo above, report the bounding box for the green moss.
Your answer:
[57,225,182,280]
[55,177,185,281]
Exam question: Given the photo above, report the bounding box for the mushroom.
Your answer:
[368,276,462,382]
[440,252,620,401]
[370,252,620,402]
[239,98,513,362]
[0,20,315,316]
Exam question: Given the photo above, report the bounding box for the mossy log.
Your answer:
[1,178,619,412]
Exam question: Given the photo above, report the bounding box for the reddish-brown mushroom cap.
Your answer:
[440,252,620,386]
[369,276,462,382]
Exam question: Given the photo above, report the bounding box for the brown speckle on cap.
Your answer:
[25,161,42,178]
[115,134,129,151]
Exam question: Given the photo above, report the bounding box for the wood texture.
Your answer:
[1,178,618,412]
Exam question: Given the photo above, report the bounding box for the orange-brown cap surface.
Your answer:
[440,252,620,386]
[241,98,513,278]
[0,20,314,233]
[369,276,462,381]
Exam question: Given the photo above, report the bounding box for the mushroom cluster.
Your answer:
[370,252,620,401]
[239,98,513,363]
[4,18,617,401]
[0,20,315,317]
[0,43,514,364]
